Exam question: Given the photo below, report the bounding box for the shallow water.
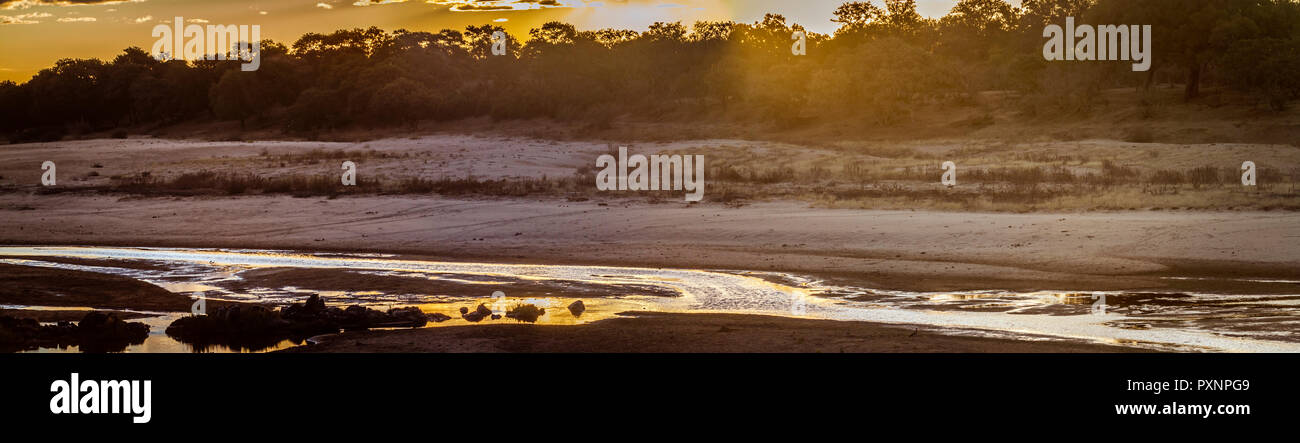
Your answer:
[0,305,300,353]
[2,246,1298,353]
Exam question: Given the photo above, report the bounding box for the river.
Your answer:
[2,246,1298,352]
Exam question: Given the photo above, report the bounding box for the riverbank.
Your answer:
[0,263,191,311]
[3,194,1298,294]
[2,133,1297,352]
[279,311,1144,353]
[0,256,1156,353]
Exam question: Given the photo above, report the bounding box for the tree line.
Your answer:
[2,0,1298,142]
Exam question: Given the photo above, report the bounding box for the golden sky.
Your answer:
[0,0,960,83]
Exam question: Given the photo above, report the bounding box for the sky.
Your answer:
[0,0,961,83]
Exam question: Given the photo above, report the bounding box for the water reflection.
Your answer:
[2,246,1299,352]
[23,312,300,354]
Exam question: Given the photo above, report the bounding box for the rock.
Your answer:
[166,297,442,351]
[166,305,297,351]
[283,294,327,319]
[340,305,373,330]
[303,294,326,313]
[383,307,428,328]
[461,304,492,322]
[490,314,501,320]
[163,294,516,351]
[78,311,149,336]
[0,315,50,352]
[567,300,586,317]
[0,312,148,353]
[73,312,150,353]
[169,300,352,350]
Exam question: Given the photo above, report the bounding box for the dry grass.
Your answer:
[106,170,594,198]
[697,140,1300,211]
[110,171,376,197]
[31,139,1297,212]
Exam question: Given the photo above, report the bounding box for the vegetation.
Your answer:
[37,139,1285,212]
[3,0,1299,142]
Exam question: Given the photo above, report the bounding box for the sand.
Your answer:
[2,135,1297,352]
[0,263,191,311]
[0,308,157,322]
[1,193,1296,293]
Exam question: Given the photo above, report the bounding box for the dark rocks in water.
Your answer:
[428,312,452,323]
[383,307,429,328]
[506,304,546,323]
[0,312,149,353]
[9,318,75,349]
[281,294,327,320]
[166,304,299,352]
[341,305,381,330]
[334,304,427,329]
[166,294,431,351]
[75,312,151,352]
[567,300,586,317]
[461,303,492,322]
[490,314,501,320]
[305,293,326,311]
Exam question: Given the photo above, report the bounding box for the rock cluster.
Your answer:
[460,304,493,322]
[0,312,150,353]
[165,294,440,351]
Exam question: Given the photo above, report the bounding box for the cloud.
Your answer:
[186,18,207,23]
[55,15,95,22]
[1,0,146,11]
[0,11,48,24]
[316,2,333,9]
[131,14,148,23]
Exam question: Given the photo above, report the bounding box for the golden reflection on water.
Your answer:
[412,296,655,326]
[153,282,225,293]
[24,313,301,354]
[926,291,1098,305]
[5,246,1300,352]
